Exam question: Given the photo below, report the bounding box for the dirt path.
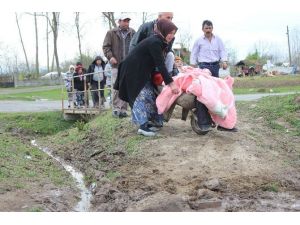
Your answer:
[1,102,299,211]
[91,106,300,211]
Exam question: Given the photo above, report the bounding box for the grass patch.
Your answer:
[234,75,300,89]
[0,88,66,101]
[233,75,300,94]
[0,111,74,136]
[88,111,138,152]
[126,135,144,155]
[0,133,74,193]
[28,206,44,212]
[246,94,300,135]
[105,170,121,181]
[233,86,300,94]
[261,182,280,192]
[0,86,111,101]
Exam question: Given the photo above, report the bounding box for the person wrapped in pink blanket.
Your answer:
[156,66,237,132]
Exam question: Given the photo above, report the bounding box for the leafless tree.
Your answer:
[47,12,61,77]
[15,13,30,73]
[175,31,193,63]
[102,12,117,29]
[251,40,285,64]
[46,12,50,72]
[140,12,156,24]
[34,12,39,76]
[290,28,300,66]
[75,12,83,62]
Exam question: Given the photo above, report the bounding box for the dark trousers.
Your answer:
[196,63,220,125]
[198,63,220,78]
[91,81,105,106]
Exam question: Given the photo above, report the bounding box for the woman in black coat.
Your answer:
[73,65,86,107]
[114,19,179,136]
[87,56,106,107]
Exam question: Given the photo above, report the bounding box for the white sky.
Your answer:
[1,0,300,69]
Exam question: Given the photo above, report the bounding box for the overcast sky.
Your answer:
[1,0,300,70]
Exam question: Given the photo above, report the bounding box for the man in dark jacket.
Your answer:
[103,14,135,118]
[87,56,106,108]
[129,12,176,76]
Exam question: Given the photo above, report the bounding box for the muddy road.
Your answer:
[1,101,299,211]
[89,106,300,211]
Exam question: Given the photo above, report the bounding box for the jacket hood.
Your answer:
[92,56,106,69]
[69,65,75,71]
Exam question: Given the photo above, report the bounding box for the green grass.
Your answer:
[233,75,300,94]
[84,111,142,154]
[234,75,300,88]
[233,86,300,94]
[246,94,300,135]
[41,111,143,184]
[0,88,66,101]
[261,182,280,192]
[0,87,112,101]
[105,170,121,181]
[0,133,74,193]
[0,111,74,136]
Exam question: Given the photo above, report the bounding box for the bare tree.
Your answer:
[140,12,156,24]
[46,12,50,72]
[142,12,148,24]
[75,12,83,62]
[176,31,193,63]
[51,51,55,71]
[34,12,39,76]
[47,12,61,77]
[15,13,30,73]
[290,28,300,66]
[102,12,117,29]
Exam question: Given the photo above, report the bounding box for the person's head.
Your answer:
[202,20,213,36]
[158,12,173,21]
[76,62,83,67]
[175,56,183,67]
[75,65,83,74]
[69,65,75,72]
[94,56,104,66]
[155,19,178,43]
[118,14,131,30]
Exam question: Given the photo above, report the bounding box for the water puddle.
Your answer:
[31,140,93,211]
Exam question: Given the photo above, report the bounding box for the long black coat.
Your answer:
[114,35,173,108]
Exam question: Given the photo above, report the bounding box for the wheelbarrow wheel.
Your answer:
[190,111,210,135]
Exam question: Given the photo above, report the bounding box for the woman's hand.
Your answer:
[169,81,179,94]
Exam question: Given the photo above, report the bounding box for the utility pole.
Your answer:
[286,25,292,65]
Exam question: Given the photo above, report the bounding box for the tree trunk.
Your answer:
[51,51,55,72]
[51,12,61,77]
[75,12,83,62]
[102,12,117,29]
[15,13,30,73]
[142,12,147,24]
[34,12,39,77]
[46,12,50,72]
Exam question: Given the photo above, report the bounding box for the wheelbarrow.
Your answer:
[157,86,210,135]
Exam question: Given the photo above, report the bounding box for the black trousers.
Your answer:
[196,64,220,126]
[91,81,105,106]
